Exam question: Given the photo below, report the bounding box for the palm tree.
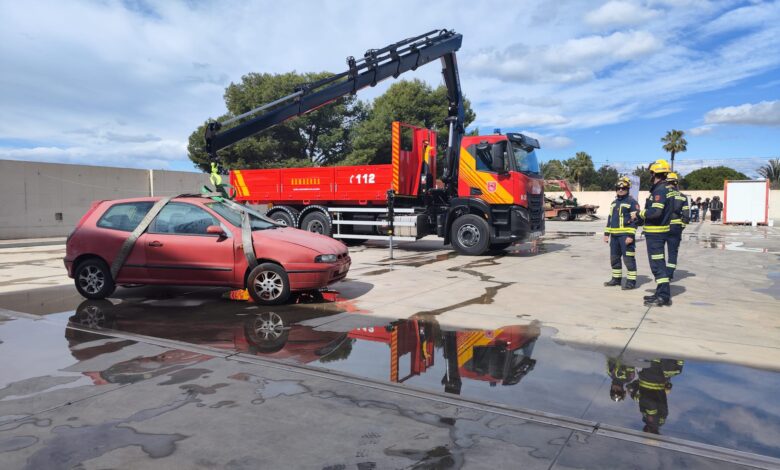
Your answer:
[565,152,594,191]
[758,158,780,189]
[661,130,688,171]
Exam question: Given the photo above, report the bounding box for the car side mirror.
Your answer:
[491,144,506,173]
[206,225,226,237]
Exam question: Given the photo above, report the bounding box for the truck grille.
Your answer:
[528,194,544,231]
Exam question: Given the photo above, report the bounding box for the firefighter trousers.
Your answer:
[666,226,683,278]
[609,235,636,281]
[646,233,670,299]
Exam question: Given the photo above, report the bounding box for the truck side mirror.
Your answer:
[491,143,507,173]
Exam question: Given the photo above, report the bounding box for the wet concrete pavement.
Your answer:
[1,220,779,468]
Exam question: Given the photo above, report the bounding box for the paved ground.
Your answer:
[0,220,778,469]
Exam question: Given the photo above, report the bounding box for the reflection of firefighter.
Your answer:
[420,139,434,192]
[626,358,685,434]
[606,357,636,402]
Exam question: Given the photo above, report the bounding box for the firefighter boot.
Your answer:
[604,278,622,287]
[622,280,636,290]
[643,295,672,307]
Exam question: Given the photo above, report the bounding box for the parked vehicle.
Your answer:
[205,30,545,256]
[543,179,599,221]
[64,196,350,304]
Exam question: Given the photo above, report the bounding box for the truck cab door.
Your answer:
[459,142,515,205]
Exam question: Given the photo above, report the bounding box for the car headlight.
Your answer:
[315,254,338,263]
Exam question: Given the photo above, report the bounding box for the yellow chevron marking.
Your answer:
[459,148,514,204]
[233,170,250,197]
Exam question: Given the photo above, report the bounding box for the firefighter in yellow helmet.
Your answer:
[603,177,640,289]
[665,172,690,280]
[630,160,674,306]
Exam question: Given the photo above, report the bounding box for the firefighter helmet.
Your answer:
[615,176,631,189]
[667,172,679,182]
[649,159,671,174]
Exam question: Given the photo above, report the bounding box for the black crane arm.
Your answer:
[204,29,464,192]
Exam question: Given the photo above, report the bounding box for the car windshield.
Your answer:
[207,202,278,230]
[511,144,540,174]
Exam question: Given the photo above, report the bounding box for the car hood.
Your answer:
[252,227,347,255]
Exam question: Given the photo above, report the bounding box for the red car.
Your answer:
[64,196,350,304]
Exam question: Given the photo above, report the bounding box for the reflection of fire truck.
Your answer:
[348,318,540,394]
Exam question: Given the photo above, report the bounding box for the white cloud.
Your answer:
[689,125,715,136]
[700,1,780,37]
[704,100,780,126]
[585,1,662,29]
[499,113,571,127]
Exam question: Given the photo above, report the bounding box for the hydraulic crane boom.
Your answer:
[204,29,464,196]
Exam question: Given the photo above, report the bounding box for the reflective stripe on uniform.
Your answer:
[627,271,637,280]
[651,254,665,260]
[639,380,666,390]
[656,277,669,284]
[609,228,636,235]
[644,225,670,233]
[667,263,677,268]
[651,203,665,209]
[626,252,635,257]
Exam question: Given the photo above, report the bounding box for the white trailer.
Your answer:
[723,180,770,225]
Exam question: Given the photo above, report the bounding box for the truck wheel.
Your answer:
[247,263,291,305]
[75,258,116,299]
[300,211,332,236]
[269,210,295,227]
[451,214,491,256]
[558,210,572,221]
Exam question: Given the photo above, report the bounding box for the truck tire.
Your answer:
[558,210,572,221]
[451,214,491,256]
[268,209,296,227]
[300,211,332,236]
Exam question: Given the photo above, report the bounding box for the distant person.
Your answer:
[710,196,723,222]
[701,198,710,222]
[690,197,700,222]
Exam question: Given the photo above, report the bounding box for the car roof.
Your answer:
[101,195,212,205]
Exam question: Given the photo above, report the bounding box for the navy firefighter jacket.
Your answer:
[605,194,641,236]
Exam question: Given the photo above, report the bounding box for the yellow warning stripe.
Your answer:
[291,178,321,185]
[233,170,249,197]
[459,148,514,204]
[391,122,400,193]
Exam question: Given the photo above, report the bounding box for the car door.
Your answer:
[143,202,235,285]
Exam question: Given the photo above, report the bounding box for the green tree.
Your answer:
[345,79,476,165]
[661,129,687,171]
[682,166,748,190]
[564,152,596,191]
[632,165,652,190]
[757,158,780,189]
[595,165,619,191]
[540,159,567,179]
[187,71,367,172]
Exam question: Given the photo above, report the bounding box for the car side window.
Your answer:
[96,202,154,232]
[149,203,219,236]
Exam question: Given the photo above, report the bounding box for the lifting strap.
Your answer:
[110,197,172,279]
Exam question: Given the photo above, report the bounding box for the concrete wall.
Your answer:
[0,160,210,239]
[547,189,779,222]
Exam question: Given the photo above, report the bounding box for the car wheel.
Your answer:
[269,210,295,227]
[244,312,290,353]
[558,210,571,221]
[450,214,491,256]
[247,263,291,305]
[300,211,332,236]
[74,258,116,299]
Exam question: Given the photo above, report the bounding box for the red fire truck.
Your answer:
[205,30,545,255]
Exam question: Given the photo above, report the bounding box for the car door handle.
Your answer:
[148,241,163,247]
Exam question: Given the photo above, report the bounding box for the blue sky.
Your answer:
[0,0,778,177]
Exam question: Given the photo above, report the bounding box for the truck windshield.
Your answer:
[511,145,540,174]
[207,202,278,230]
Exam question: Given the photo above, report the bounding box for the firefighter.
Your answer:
[604,177,641,289]
[631,160,675,306]
[665,173,690,280]
[606,357,636,402]
[627,358,684,434]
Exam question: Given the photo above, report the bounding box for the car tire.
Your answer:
[247,263,291,305]
[74,258,116,299]
[558,210,571,221]
[451,214,491,256]
[269,210,296,227]
[300,211,331,236]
